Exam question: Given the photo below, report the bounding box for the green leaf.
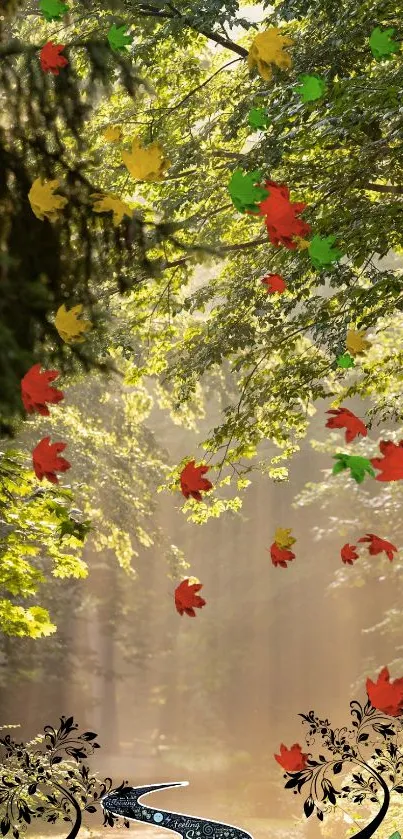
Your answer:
[332,453,375,484]
[227,169,268,214]
[39,0,69,20]
[107,24,133,52]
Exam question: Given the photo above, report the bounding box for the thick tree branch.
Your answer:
[366,183,403,194]
[164,234,267,262]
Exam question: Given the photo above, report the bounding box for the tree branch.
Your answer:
[136,3,249,57]
[165,234,267,260]
[366,183,403,194]
[167,58,243,112]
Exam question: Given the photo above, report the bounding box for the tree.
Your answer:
[0,716,129,838]
[3,0,402,467]
[102,0,402,502]
[1,0,402,635]
[275,669,403,839]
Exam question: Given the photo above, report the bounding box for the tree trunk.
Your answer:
[352,764,390,839]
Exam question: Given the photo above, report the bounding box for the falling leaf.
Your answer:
[180,461,213,502]
[39,41,68,75]
[21,364,64,416]
[248,107,269,129]
[332,453,375,484]
[308,234,343,269]
[174,579,206,617]
[107,24,133,52]
[54,304,92,344]
[268,542,295,568]
[325,407,367,443]
[122,138,170,182]
[366,666,403,716]
[28,178,67,221]
[39,0,69,20]
[261,273,286,294]
[358,534,397,561]
[341,543,359,565]
[369,27,400,60]
[274,744,308,772]
[32,437,71,484]
[103,125,122,142]
[293,236,310,249]
[274,527,296,549]
[337,353,355,369]
[371,439,403,481]
[258,180,311,249]
[346,329,372,356]
[228,169,268,214]
[247,28,293,82]
[91,194,133,226]
[296,74,327,103]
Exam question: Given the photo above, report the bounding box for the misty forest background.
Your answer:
[0,0,402,836]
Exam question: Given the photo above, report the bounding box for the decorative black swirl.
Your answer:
[280,698,403,839]
[102,782,254,839]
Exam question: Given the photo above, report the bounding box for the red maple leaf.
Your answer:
[371,439,403,481]
[32,437,71,484]
[180,460,213,501]
[40,41,69,75]
[358,533,397,561]
[258,181,311,249]
[274,743,309,772]
[261,273,286,294]
[366,666,403,716]
[268,542,295,568]
[174,579,206,617]
[325,407,368,444]
[21,364,64,416]
[341,543,359,565]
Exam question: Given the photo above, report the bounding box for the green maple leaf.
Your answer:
[332,453,375,484]
[107,24,133,52]
[388,833,401,839]
[228,169,268,214]
[308,235,344,270]
[248,107,269,129]
[39,0,69,20]
[296,74,327,103]
[337,353,355,369]
[58,518,92,542]
[369,27,400,60]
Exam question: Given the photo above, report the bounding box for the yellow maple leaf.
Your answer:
[54,304,92,344]
[28,178,68,221]
[293,236,311,250]
[91,193,132,226]
[274,527,296,549]
[247,27,293,81]
[103,125,122,142]
[122,138,171,182]
[187,576,200,586]
[346,329,372,356]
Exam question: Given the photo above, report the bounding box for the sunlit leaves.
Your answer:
[0,450,88,637]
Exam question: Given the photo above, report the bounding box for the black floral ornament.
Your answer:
[275,667,403,839]
[0,716,130,838]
